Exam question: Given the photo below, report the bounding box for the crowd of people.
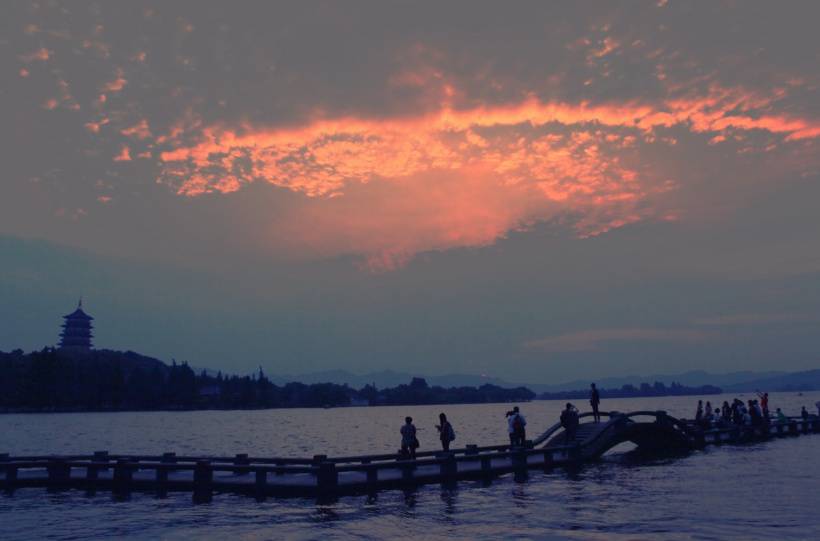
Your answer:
[691,392,819,430]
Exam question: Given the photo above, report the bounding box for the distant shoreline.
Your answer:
[6,347,817,415]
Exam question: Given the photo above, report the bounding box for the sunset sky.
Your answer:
[2,1,819,383]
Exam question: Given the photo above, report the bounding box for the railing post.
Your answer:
[0,454,11,492]
[365,465,378,491]
[113,459,133,497]
[542,448,554,471]
[254,469,267,500]
[3,465,17,493]
[317,461,338,497]
[86,462,99,486]
[439,452,457,481]
[512,448,528,482]
[234,453,250,475]
[161,452,176,464]
[93,450,109,463]
[480,455,492,478]
[155,466,168,498]
[193,460,213,504]
[401,460,414,482]
[275,460,286,476]
[512,448,527,470]
[47,458,70,491]
[465,444,478,455]
[788,421,798,436]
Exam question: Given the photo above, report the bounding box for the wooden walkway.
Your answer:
[2,411,818,502]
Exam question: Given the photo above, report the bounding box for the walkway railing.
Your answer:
[1,412,818,501]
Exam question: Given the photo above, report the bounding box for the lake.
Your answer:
[1,392,819,540]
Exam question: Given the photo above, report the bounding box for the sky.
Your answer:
[1,1,819,384]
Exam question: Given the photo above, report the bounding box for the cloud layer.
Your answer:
[7,1,818,269]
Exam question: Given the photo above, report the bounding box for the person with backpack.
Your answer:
[507,406,527,447]
[560,403,579,444]
[436,412,456,451]
[400,416,419,460]
[590,383,601,423]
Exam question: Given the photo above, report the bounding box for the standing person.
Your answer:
[560,403,579,444]
[749,400,762,427]
[507,406,527,447]
[590,383,601,423]
[436,413,455,452]
[733,399,744,425]
[400,416,418,460]
[506,410,516,446]
[704,401,713,419]
[695,400,704,424]
[757,391,769,417]
[801,406,809,421]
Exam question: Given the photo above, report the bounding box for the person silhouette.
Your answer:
[400,416,418,459]
[436,412,455,451]
[560,403,579,444]
[590,383,601,423]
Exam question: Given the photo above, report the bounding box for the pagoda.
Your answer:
[59,299,94,350]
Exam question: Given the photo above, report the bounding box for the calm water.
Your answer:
[1,392,819,540]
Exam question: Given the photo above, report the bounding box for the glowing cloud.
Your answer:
[113,145,132,162]
[152,84,819,268]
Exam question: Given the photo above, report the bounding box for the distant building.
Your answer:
[59,299,94,350]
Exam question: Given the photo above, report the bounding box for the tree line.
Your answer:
[0,348,535,412]
[538,380,722,400]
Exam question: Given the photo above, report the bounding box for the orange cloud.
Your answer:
[20,48,51,62]
[113,145,132,162]
[121,119,151,140]
[151,86,819,268]
[103,69,127,92]
[85,117,110,133]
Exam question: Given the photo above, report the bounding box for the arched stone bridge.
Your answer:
[532,410,696,459]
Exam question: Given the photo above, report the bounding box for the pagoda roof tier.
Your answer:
[62,321,94,329]
[60,330,94,338]
[63,308,94,321]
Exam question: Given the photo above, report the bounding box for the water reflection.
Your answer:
[438,488,457,516]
